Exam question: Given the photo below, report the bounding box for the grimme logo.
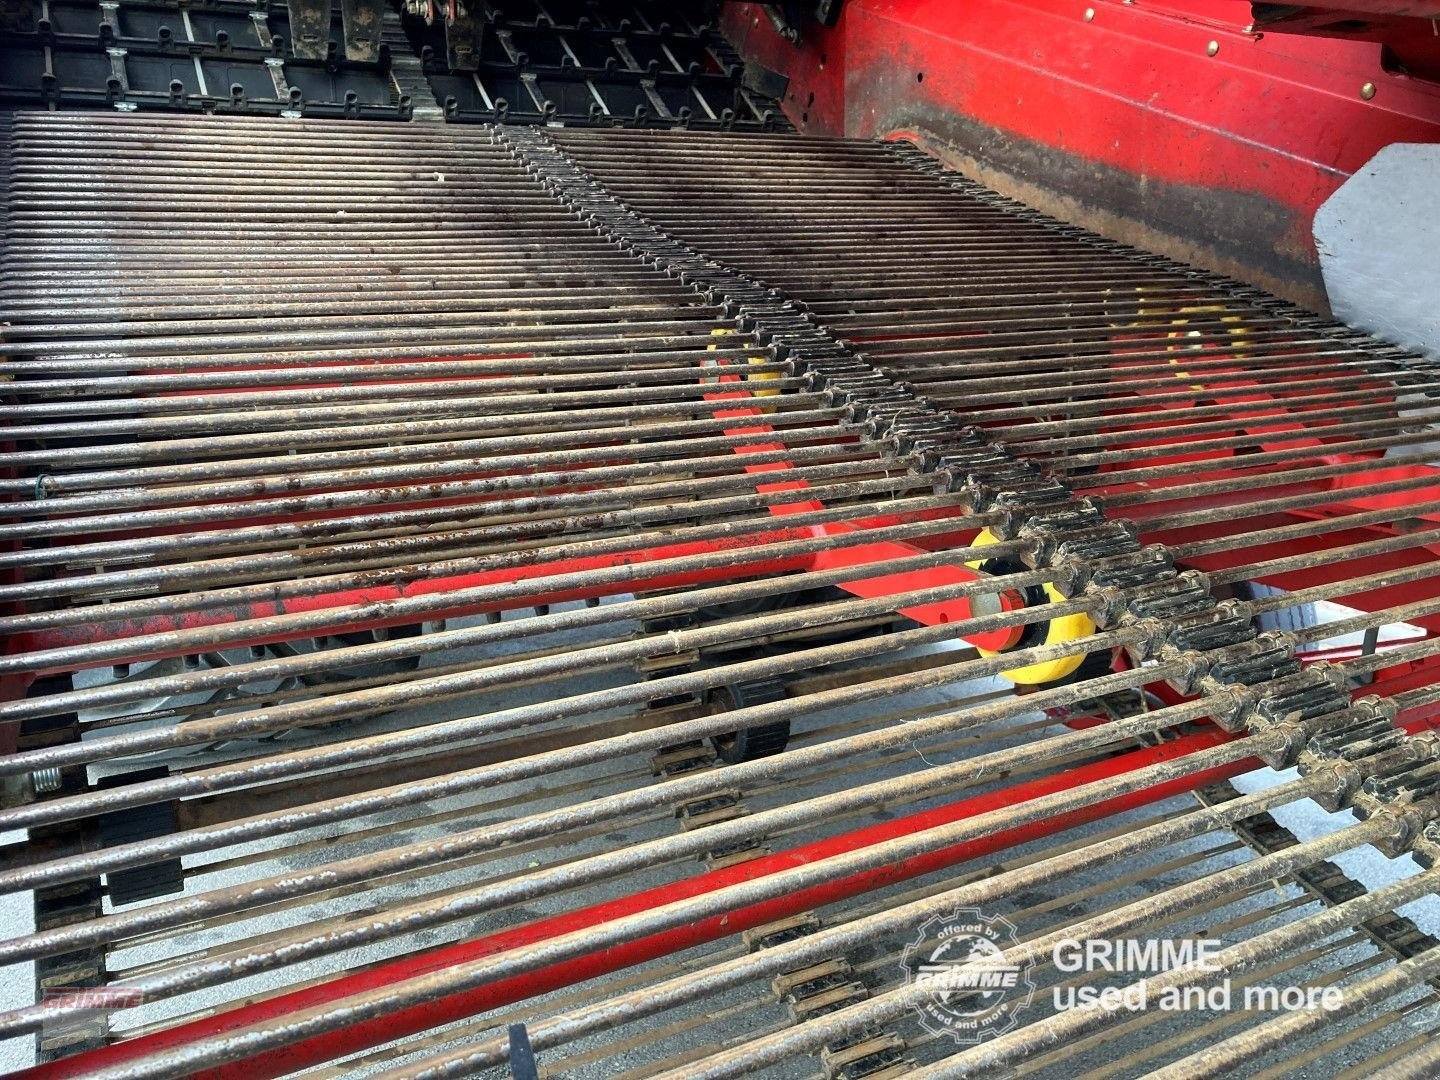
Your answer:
[901,908,1035,1042]
[39,987,144,1040]
[42,988,143,1011]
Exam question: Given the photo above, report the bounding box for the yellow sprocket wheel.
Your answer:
[966,528,1098,686]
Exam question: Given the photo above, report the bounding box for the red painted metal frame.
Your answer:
[720,0,1440,305]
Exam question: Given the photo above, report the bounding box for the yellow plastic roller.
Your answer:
[709,327,781,398]
[966,528,1098,686]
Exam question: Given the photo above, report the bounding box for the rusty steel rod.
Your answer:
[7,114,1440,1080]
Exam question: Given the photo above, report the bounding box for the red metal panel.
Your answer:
[721,0,1440,307]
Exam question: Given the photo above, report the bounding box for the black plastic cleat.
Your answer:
[709,677,791,764]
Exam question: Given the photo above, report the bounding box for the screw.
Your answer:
[1084,7,1094,20]
[1360,81,1377,100]
[1206,40,1219,56]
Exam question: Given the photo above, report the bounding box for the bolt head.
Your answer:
[1206,40,1219,56]
[1083,7,1095,20]
[1360,81,1377,100]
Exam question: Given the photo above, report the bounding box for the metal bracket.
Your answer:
[444,4,484,71]
[286,0,332,60]
[507,1023,539,1080]
[340,0,384,62]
